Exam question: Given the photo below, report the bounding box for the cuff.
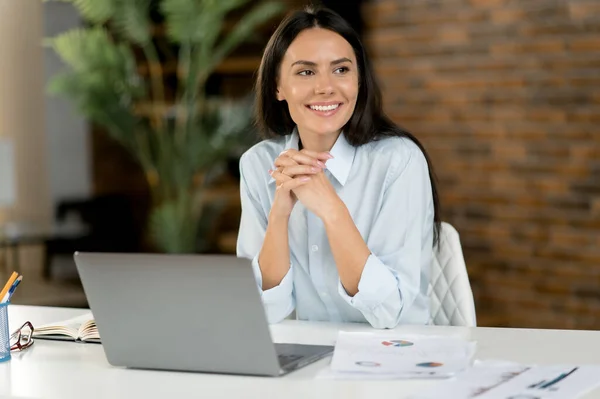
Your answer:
[252,254,294,305]
[338,254,398,311]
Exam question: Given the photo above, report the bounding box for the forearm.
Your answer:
[322,202,371,296]
[258,213,291,290]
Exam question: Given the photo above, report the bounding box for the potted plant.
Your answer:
[45,0,284,253]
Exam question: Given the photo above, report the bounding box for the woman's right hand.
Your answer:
[268,149,332,219]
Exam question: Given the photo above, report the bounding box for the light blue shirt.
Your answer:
[236,129,434,328]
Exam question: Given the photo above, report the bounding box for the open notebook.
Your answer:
[32,312,101,343]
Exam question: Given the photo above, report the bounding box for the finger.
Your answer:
[300,149,334,161]
[273,156,298,169]
[279,176,311,191]
[269,169,293,189]
[281,165,321,177]
[280,150,325,168]
[281,148,332,161]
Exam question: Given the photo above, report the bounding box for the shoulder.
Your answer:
[366,135,422,155]
[239,135,287,174]
[362,135,428,175]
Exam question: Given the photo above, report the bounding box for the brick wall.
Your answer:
[362,0,600,329]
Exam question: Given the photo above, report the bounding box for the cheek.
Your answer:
[339,78,359,103]
[286,85,312,106]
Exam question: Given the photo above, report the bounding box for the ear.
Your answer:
[276,87,285,101]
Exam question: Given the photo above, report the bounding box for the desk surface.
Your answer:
[2,305,600,399]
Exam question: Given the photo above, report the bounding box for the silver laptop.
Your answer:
[73,252,333,376]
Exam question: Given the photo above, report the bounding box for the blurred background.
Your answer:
[0,0,598,330]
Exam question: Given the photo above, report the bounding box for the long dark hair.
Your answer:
[255,6,441,246]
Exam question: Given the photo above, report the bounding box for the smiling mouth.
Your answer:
[308,103,341,111]
[306,103,343,115]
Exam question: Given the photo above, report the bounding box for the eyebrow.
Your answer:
[291,57,353,67]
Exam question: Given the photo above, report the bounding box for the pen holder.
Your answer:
[0,302,10,363]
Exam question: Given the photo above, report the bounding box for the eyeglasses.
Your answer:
[10,321,34,352]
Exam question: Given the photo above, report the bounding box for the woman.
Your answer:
[236,6,441,329]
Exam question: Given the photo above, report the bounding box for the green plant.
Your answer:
[45,0,283,253]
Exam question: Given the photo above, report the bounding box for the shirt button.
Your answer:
[311,245,319,252]
[321,292,328,297]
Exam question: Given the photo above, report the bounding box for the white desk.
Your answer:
[2,305,600,399]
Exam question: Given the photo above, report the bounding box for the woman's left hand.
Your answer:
[293,170,345,221]
[272,148,345,221]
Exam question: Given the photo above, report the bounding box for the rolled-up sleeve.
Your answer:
[337,147,434,328]
[236,153,295,323]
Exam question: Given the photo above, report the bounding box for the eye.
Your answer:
[297,70,315,76]
[334,66,350,74]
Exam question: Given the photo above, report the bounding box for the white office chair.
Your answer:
[428,222,477,327]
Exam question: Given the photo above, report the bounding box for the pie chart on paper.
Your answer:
[355,361,381,367]
[416,362,444,368]
[381,339,414,347]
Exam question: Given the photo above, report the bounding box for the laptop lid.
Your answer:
[74,252,282,376]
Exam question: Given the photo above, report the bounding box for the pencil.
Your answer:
[0,272,18,303]
[3,275,22,303]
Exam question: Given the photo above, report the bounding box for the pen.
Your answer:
[3,275,22,303]
[0,271,18,303]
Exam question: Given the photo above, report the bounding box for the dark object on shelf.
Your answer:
[43,194,147,280]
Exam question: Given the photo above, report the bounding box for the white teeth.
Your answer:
[310,104,340,112]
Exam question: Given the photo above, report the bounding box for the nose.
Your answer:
[315,73,334,95]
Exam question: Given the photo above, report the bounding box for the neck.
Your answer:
[297,128,341,152]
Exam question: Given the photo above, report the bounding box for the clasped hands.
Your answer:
[268,149,343,221]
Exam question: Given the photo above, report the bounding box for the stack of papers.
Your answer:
[411,360,600,399]
[322,331,476,379]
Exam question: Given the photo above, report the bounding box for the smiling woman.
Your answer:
[236,6,442,329]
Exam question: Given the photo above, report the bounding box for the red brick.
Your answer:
[491,8,526,24]
[468,0,506,8]
[534,178,569,195]
[491,40,565,55]
[549,230,592,247]
[438,26,470,44]
[593,199,600,217]
[569,2,600,20]
[569,37,600,51]
[567,109,600,123]
[491,145,528,162]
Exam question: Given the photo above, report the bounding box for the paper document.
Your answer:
[412,360,600,399]
[328,331,476,379]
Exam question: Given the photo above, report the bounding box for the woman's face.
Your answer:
[277,28,359,138]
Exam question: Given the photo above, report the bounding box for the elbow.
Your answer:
[365,305,403,329]
[263,297,295,324]
[368,317,401,330]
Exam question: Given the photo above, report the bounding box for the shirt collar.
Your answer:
[324,131,355,186]
[269,128,356,186]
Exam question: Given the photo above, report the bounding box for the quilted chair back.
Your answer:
[428,222,477,326]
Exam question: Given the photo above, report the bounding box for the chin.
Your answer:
[309,124,346,136]
[307,117,350,135]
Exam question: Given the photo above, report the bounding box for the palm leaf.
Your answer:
[205,1,284,71]
[214,0,252,13]
[161,0,209,43]
[45,27,111,71]
[149,191,199,253]
[47,27,146,157]
[114,0,153,44]
[54,0,117,24]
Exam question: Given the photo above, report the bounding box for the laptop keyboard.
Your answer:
[274,343,334,370]
[277,353,302,367]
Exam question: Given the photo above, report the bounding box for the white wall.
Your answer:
[44,1,91,207]
[0,0,51,224]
